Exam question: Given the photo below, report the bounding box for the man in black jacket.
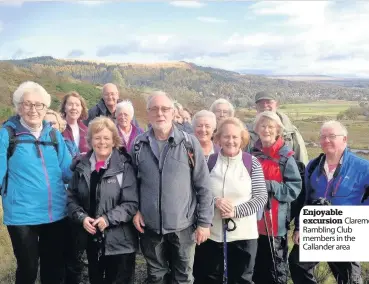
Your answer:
[84,83,139,127]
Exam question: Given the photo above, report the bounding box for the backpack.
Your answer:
[1,126,59,196]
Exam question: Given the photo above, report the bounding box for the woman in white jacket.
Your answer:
[194,117,268,284]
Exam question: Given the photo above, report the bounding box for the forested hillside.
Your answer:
[3,56,369,109]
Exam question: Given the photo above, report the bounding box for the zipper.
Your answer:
[38,144,53,222]
[159,148,171,235]
[221,157,230,241]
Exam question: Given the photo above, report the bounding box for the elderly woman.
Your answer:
[0,81,72,284]
[194,117,268,284]
[249,111,302,284]
[289,120,369,284]
[115,100,143,152]
[182,107,192,124]
[44,109,79,158]
[60,91,89,154]
[192,110,220,161]
[209,98,235,125]
[66,116,138,284]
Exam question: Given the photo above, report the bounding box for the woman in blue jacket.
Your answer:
[0,81,72,284]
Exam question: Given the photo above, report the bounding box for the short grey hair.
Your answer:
[209,98,235,117]
[321,120,348,136]
[146,90,174,110]
[116,100,134,118]
[254,111,284,135]
[13,81,51,112]
[192,110,217,130]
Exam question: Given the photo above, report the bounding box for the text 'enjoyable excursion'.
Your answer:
[299,206,369,262]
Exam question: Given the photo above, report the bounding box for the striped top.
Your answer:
[235,156,268,218]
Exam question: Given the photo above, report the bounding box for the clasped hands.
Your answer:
[215,197,235,219]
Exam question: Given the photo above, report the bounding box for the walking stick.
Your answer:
[223,218,236,284]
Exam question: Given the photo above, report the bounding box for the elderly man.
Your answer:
[84,83,139,127]
[131,91,214,284]
[246,91,308,165]
[209,98,234,125]
[288,120,369,284]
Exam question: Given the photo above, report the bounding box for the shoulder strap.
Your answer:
[49,128,59,155]
[207,153,218,173]
[5,126,16,160]
[307,153,324,178]
[182,131,195,170]
[242,152,253,176]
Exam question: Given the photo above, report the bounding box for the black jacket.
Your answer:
[84,98,140,127]
[67,148,138,255]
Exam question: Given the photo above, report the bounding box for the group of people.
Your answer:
[0,80,368,284]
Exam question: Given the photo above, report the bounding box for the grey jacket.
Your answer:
[131,125,214,235]
[247,111,309,165]
[67,148,138,255]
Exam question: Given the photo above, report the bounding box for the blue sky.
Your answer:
[0,1,369,77]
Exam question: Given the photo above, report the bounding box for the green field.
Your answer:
[280,100,359,120]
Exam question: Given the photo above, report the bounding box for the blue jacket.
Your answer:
[0,116,73,225]
[295,148,369,231]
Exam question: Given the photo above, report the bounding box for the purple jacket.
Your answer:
[62,120,89,154]
[117,123,144,152]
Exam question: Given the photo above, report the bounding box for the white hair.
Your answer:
[192,110,217,130]
[209,98,235,117]
[116,100,134,118]
[321,120,348,136]
[13,81,51,112]
[254,111,284,135]
[146,90,174,110]
[173,101,183,111]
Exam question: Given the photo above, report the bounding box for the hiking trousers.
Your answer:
[253,234,289,284]
[7,218,67,284]
[193,238,258,284]
[65,228,136,284]
[288,244,363,284]
[140,226,196,284]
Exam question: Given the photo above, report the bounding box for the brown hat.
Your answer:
[254,91,277,103]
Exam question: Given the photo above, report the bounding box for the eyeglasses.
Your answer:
[215,109,229,115]
[21,101,46,111]
[148,106,172,114]
[319,134,344,141]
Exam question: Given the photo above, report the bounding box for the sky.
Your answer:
[0,0,369,77]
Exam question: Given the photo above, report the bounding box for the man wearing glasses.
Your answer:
[131,91,214,284]
[288,120,369,284]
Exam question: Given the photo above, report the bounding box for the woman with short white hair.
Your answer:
[115,100,143,152]
[209,98,235,124]
[0,81,73,284]
[192,110,219,161]
[250,111,302,284]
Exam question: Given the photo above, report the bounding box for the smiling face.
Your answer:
[255,117,279,146]
[320,126,347,156]
[256,99,278,113]
[147,95,174,133]
[18,92,47,128]
[65,95,82,122]
[195,116,214,144]
[214,103,231,123]
[91,127,114,161]
[219,123,242,157]
[116,107,133,129]
[102,84,119,108]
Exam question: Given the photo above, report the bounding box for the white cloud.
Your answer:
[0,22,3,33]
[77,1,106,6]
[197,17,227,23]
[169,1,205,8]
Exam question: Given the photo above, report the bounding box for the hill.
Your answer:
[2,56,369,109]
[0,62,148,125]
